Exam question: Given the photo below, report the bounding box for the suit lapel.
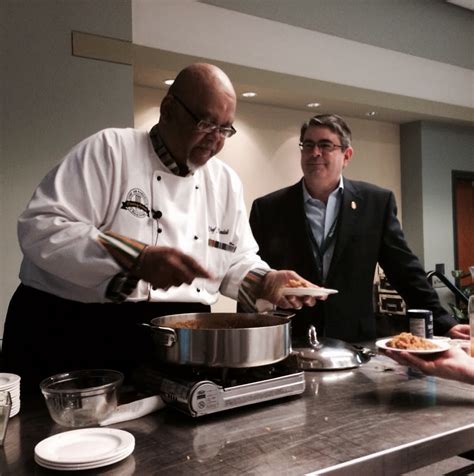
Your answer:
[326,178,361,282]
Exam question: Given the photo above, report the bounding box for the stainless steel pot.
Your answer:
[146,312,293,368]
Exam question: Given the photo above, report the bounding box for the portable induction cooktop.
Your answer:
[133,356,305,417]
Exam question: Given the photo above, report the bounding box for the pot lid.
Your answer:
[292,326,374,370]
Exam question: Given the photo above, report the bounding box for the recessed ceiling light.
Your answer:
[242,92,257,98]
[163,79,174,86]
[366,111,377,117]
[307,102,320,108]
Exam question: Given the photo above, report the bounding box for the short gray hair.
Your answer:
[299,114,352,149]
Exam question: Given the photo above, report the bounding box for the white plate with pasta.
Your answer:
[376,337,451,354]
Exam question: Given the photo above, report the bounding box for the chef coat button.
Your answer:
[196,288,201,293]
[194,235,198,240]
[152,210,162,219]
[195,185,199,190]
[158,228,162,233]
[157,176,161,181]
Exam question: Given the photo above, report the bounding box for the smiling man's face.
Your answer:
[300,125,353,191]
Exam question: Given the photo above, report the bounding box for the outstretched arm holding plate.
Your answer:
[383,346,474,385]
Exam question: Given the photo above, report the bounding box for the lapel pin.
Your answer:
[351,201,357,210]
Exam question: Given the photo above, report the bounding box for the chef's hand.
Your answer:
[382,347,474,385]
[259,270,323,309]
[446,324,470,339]
[136,246,212,290]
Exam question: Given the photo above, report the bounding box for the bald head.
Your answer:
[169,63,236,104]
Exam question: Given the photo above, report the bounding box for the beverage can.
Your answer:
[408,309,433,338]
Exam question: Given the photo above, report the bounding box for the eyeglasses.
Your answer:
[299,140,344,153]
[172,95,237,138]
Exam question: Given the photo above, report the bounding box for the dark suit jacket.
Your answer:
[249,178,457,343]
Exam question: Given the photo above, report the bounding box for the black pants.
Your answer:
[2,284,210,394]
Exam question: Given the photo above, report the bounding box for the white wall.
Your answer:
[135,85,400,311]
[421,123,474,275]
[1,0,133,334]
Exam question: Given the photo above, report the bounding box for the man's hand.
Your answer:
[383,347,474,385]
[136,246,212,290]
[259,270,324,309]
[446,324,470,339]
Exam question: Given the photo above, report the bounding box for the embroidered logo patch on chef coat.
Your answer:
[121,188,150,218]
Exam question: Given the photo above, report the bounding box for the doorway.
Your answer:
[452,170,474,290]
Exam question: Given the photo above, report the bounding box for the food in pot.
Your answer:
[166,318,275,329]
[387,332,439,350]
[286,278,309,288]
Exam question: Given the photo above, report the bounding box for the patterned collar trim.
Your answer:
[149,124,183,176]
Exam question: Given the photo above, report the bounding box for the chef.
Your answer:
[2,63,318,392]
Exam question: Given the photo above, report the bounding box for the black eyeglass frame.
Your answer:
[172,94,237,138]
[299,140,345,153]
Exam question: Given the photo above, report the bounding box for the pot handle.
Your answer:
[351,344,376,362]
[154,327,177,347]
[308,325,320,347]
[261,310,295,319]
[140,323,177,347]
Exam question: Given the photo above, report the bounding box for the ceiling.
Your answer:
[200,0,473,70]
[72,31,473,127]
[133,44,473,127]
[446,0,474,11]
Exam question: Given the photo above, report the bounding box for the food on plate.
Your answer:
[285,279,309,288]
[387,332,439,350]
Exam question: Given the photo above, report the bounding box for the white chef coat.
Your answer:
[18,128,269,303]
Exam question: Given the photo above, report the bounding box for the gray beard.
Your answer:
[186,159,199,174]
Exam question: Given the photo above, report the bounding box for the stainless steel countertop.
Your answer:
[1,351,473,475]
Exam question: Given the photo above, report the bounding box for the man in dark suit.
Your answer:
[249,114,469,344]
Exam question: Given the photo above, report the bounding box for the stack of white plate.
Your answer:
[0,373,21,417]
[34,428,135,471]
